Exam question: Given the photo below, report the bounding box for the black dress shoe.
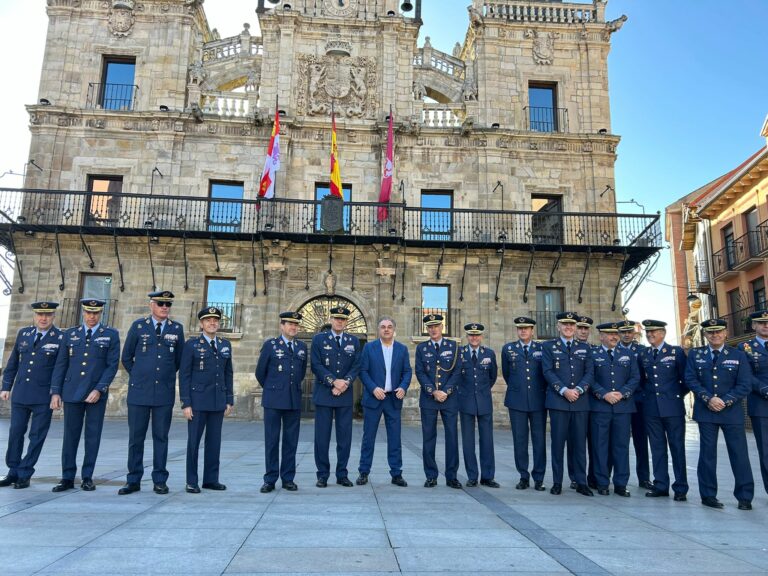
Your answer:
[52,479,74,493]
[337,477,354,487]
[186,484,201,494]
[515,478,530,490]
[640,480,654,490]
[614,487,631,497]
[701,497,724,509]
[673,493,687,502]
[316,478,328,488]
[80,478,95,491]
[356,474,369,486]
[153,483,169,495]
[202,482,227,491]
[260,483,275,493]
[569,481,577,490]
[550,483,562,495]
[534,481,545,491]
[283,481,298,491]
[645,489,669,498]
[0,475,18,487]
[424,478,437,488]
[391,476,408,487]
[481,479,500,488]
[118,483,140,495]
[13,478,30,490]
[446,479,462,489]
[588,481,598,490]
[576,484,594,497]
[738,500,752,510]
[465,479,478,487]
[597,488,610,496]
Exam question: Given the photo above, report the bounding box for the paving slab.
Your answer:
[226,547,400,573]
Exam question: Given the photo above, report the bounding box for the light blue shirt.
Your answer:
[82,323,101,335]
[381,340,394,391]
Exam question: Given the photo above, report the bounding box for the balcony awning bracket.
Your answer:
[577,247,592,304]
[327,236,334,275]
[459,244,468,302]
[400,242,407,302]
[146,233,157,292]
[78,230,95,269]
[250,234,258,297]
[305,235,310,291]
[351,238,357,292]
[210,235,220,272]
[550,247,563,283]
[182,234,190,291]
[391,243,399,301]
[611,249,629,312]
[260,234,268,296]
[437,243,445,280]
[495,243,507,303]
[522,246,535,304]
[5,226,25,294]
[54,228,65,292]
[112,230,125,292]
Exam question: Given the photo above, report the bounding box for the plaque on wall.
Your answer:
[320,195,344,233]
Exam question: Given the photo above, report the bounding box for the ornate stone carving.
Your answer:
[603,15,628,41]
[296,53,377,118]
[323,272,336,296]
[187,61,206,86]
[525,29,559,65]
[108,7,135,37]
[245,68,260,92]
[462,59,478,101]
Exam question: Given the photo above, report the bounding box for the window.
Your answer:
[745,207,761,256]
[531,195,563,244]
[86,175,123,226]
[752,277,766,310]
[75,273,113,326]
[420,190,453,241]
[208,181,244,233]
[528,82,558,132]
[314,183,351,232]
[723,224,736,269]
[421,285,450,335]
[205,277,237,332]
[535,287,563,339]
[727,288,744,315]
[100,57,136,110]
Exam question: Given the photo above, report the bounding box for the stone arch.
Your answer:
[288,290,374,338]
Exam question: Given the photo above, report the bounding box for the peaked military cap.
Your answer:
[514,316,536,327]
[80,298,105,312]
[556,312,578,323]
[423,313,444,326]
[148,290,175,302]
[596,322,620,333]
[198,306,222,320]
[749,310,768,323]
[31,301,59,313]
[642,319,667,330]
[280,311,302,324]
[702,318,727,332]
[330,306,351,319]
[576,315,594,327]
[464,322,485,335]
[618,320,637,332]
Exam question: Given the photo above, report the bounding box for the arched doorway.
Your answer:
[295,296,369,417]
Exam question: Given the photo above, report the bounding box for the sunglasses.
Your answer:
[152,301,173,308]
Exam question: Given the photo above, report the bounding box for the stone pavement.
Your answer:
[0,418,767,576]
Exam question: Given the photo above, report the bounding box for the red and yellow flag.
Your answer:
[329,107,343,198]
[258,102,280,199]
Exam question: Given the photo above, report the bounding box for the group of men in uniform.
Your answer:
[2,297,768,511]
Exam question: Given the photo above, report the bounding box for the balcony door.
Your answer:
[535,287,563,339]
[532,195,563,245]
[745,208,760,256]
[208,181,243,233]
[723,224,736,269]
[86,175,123,226]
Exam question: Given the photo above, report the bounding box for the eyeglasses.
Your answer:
[152,301,173,308]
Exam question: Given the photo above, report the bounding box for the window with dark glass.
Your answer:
[86,175,123,226]
[535,287,563,339]
[528,82,558,132]
[752,277,766,310]
[208,181,244,233]
[421,284,450,335]
[420,190,453,241]
[99,57,136,110]
[745,207,761,256]
[531,195,563,244]
[204,277,237,332]
[314,183,351,232]
[723,224,736,268]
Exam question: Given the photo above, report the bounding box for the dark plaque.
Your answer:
[320,195,344,233]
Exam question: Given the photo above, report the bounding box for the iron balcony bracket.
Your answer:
[577,247,592,304]
[304,235,310,291]
[260,234,268,296]
[79,230,95,269]
[351,238,357,292]
[182,234,190,291]
[522,246,535,304]
[112,230,125,292]
[328,235,334,275]
[459,244,468,302]
[495,242,506,303]
[250,234,258,297]
[146,232,157,292]
[6,226,25,294]
[437,243,445,280]
[391,243,399,301]
[550,246,563,283]
[210,235,220,272]
[400,241,407,302]
[611,249,629,312]
[54,228,65,291]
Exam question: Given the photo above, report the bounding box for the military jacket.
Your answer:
[255,337,307,411]
[121,317,184,407]
[414,338,459,410]
[2,326,61,405]
[451,345,498,415]
[542,338,593,412]
[310,331,361,408]
[589,346,639,414]
[685,345,751,424]
[51,325,120,403]
[501,340,546,412]
[738,338,768,417]
[618,341,647,399]
[179,335,234,412]
[639,343,687,418]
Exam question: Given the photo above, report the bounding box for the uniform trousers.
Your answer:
[631,405,651,484]
[590,412,631,488]
[550,409,588,486]
[263,407,301,485]
[697,421,754,502]
[186,409,225,486]
[645,413,688,495]
[460,412,495,481]
[126,404,173,484]
[420,406,459,481]
[751,416,768,494]
[314,405,353,481]
[508,408,547,482]
[5,402,53,480]
[62,398,107,481]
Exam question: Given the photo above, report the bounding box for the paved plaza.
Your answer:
[0,418,766,575]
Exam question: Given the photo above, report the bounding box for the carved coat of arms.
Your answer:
[297,54,376,118]
[525,29,559,65]
[109,8,135,37]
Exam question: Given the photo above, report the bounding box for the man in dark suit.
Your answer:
[589,322,640,497]
[415,314,461,488]
[452,323,499,487]
[740,310,768,496]
[179,307,234,493]
[686,318,754,509]
[311,306,361,488]
[503,316,547,491]
[356,316,411,486]
[0,302,61,489]
[119,290,184,495]
[542,312,594,496]
[50,299,120,492]
[640,319,688,501]
[256,311,308,493]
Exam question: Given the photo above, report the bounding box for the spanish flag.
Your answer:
[258,101,280,199]
[329,106,343,198]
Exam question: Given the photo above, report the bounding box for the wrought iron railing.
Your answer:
[723,302,760,340]
[58,297,119,329]
[86,83,138,111]
[695,258,711,292]
[532,310,561,340]
[524,106,569,133]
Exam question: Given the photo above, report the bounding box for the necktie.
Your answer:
[156,322,162,337]
[335,335,341,348]
[210,339,217,354]
[653,348,659,360]
[34,332,42,348]
[566,341,571,354]
[712,349,720,366]
[524,345,529,358]
[86,328,92,344]
[472,349,477,364]
[608,349,614,361]
[288,341,294,354]
[434,342,440,353]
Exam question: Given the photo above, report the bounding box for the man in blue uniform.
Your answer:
[640,319,688,501]
[311,306,361,488]
[740,310,768,496]
[618,320,652,490]
[573,315,595,489]
[686,318,754,509]
[356,316,411,486]
[179,307,234,493]
[542,312,594,496]
[50,299,120,491]
[503,316,546,491]
[256,311,307,493]
[589,322,640,497]
[415,314,461,488]
[0,302,60,489]
[452,323,499,487]
[119,290,184,495]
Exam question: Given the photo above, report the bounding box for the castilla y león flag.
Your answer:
[378,107,394,222]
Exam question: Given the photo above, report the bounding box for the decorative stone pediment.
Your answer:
[296,53,377,118]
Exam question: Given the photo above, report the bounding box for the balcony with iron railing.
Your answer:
[695,258,712,293]
[524,106,569,133]
[86,83,139,111]
[723,302,761,342]
[713,229,768,279]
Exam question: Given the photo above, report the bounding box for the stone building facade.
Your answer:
[0,0,660,423]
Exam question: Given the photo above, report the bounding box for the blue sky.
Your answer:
[1,0,766,341]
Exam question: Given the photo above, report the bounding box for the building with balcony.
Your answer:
[0,0,660,421]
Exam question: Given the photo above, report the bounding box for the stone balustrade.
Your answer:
[482,1,601,24]
[422,104,465,127]
[413,46,465,79]
[201,91,251,117]
[202,35,263,62]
